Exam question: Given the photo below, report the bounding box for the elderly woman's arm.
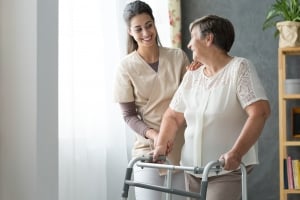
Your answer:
[152,107,185,162]
[220,100,271,170]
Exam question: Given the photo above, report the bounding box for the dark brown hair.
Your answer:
[123,0,162,54]
[189,15,235,52]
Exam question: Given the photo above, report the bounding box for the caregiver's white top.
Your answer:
[170,57,268,177]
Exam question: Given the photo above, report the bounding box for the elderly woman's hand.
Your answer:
[220,150,242,171]
[152,144,168,163]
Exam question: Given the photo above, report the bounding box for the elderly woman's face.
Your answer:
[187,27,205,62]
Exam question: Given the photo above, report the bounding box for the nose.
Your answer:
[142,28,150,36]
[187,40,192,49]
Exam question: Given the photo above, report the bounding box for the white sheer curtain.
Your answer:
[59,0,170,200]
[59,0,128,200]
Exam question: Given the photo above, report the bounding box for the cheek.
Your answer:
[130,33,140,42]
[191,39,199,49]
[129,30,140,40]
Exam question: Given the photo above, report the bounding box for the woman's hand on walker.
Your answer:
[220,150,242,171]
[152,144,168,163]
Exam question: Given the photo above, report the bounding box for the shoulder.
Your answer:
[180,66,204,86]
[120,51,138,65]
[229,57,255,74]
[232,57,254,68]
[230,57,249,65]
[159,46,188,58]
[118,51,139,72]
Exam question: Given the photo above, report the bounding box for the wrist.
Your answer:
[230,149,243,161]
[144,128,157,139]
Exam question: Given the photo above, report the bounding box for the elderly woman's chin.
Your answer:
[193,55,200,63]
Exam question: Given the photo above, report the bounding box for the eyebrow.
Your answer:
[132,20,153,29]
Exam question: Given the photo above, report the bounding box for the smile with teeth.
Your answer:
[142,36,152,42]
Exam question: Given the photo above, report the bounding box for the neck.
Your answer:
[203,52,232,76]
[137,45,159,63]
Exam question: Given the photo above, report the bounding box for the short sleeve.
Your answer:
[236,59,268,108]
[169,71,192,113]
[113,64,134,103]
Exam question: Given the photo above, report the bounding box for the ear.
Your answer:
[128,29,133,37]
[206,33,214,46]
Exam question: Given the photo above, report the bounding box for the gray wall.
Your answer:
[181,1,279,199]
[0,0,58,200]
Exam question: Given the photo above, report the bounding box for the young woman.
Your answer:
[113,1,199,199]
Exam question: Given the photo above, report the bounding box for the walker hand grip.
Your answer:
[143,155,166,163]
[218,159,225,167]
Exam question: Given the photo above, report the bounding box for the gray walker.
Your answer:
[121,155,248,200]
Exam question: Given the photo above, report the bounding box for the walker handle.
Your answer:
[218,158,225,167]
[143,155,167,163]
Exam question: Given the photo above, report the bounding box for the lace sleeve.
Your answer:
[237,59,268,108]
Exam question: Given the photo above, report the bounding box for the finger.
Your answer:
[152,151,158,162]
[186,61,196,70]
[218,158,225,167]
[187,61,202,71]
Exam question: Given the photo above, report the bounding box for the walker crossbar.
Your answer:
[124,180,203,199]
[121,156,248,200]
[136,162,222,174]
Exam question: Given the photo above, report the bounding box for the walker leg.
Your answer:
[165,169,172,200]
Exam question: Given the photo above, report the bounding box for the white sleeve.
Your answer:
[169,71,193,112]
[236,59,269,108]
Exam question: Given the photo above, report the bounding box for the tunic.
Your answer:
[113,46,190,166]
[170,57,268,176]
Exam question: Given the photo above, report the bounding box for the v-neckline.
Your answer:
[135,50,160,73]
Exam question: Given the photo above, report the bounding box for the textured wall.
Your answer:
[181,1,279,199]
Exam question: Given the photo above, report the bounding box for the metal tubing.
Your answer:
[122,157,248,200]
[240,163,248,200]
[201,160,247,200]
[136,162,221,174]
[125,180,201,199]
[165,169,172,200]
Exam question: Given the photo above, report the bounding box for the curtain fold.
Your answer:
[168,0,182,48]
[59,1,173,200]
[59,0,128,200]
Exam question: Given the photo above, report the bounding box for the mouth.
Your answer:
[142,36,152,42]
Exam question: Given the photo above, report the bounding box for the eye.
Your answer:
[145,22,153,29]
[132,27,142,33]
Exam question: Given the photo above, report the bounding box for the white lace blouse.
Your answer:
[170,57,268,176]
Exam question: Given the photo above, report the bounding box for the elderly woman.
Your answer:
[153,15,271,200]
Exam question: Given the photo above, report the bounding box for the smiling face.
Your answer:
[128,13,157,48]
[187,26,209,62]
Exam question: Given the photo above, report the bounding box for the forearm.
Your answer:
[153,108,184,161]
[231,100,270,156]
[119,102,152,138]
[124,115,151,137]
[231,114,268,157]
[156,108,185,148]
[222,100,270,170]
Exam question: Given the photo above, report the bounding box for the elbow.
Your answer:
[263,101,271,120]
[258,101,271,122]
[247,100,271,121]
